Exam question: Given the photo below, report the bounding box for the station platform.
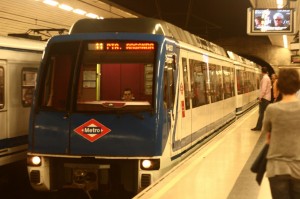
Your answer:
[133,107,272,199]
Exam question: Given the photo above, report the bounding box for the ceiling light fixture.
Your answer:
[43,0,59,6]
[276,0,283,8]
[41,1,104,19]
[59,4,73,11]
[73,9,86,15]
[86,13,99,19]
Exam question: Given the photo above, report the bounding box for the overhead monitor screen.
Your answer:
[247,8,296,35]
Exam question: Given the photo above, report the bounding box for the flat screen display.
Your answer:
[247,8,296,35]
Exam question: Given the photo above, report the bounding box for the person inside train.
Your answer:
[262,68,300,199]
[251,67,271,131]
[122,88,134,101]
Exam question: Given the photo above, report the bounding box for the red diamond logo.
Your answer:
[74,119,111,142]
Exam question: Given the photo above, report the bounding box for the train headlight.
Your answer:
[27,156,41,166]
[142,160,151,169]
[140,159,160,170]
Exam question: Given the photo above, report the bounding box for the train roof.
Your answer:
[0,35,46,51]
[69,17,227,57]
[227,50,261,69]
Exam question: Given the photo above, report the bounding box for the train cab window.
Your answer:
[76,41,155,112]
[40,42,80,111]
[189,59,208,107]
[21,68,38,107]
[0,67,4,109]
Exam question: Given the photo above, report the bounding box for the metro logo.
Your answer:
[83,127,101,134]
[74,119,111,142]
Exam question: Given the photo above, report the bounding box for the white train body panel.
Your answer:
[0,36,45,166]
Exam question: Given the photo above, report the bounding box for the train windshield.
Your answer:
[76,41,156,112]
[39,41,156,112]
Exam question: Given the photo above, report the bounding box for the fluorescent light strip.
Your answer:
[59,4,73,11]
[73,9,86,15]
[276,0,283,8]
[43,0,58,6]
[43,1,103,19]
[86,13,99,18]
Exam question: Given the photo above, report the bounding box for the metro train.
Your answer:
[26,18,261,197]
[0,36,45,167]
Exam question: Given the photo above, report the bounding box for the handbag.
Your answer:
[251,144,269,185]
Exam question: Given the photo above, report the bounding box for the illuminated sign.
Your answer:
[88,42,155,51]
[291,55,300,64]
[107,43,121,50]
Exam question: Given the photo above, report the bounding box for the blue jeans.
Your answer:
[268,175,300,199]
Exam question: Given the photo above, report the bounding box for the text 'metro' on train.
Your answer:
[26,17,261,197]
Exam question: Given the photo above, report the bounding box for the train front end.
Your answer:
[27,32,172,196]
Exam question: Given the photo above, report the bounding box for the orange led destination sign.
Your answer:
[89,42,155,51]
[126,43,154,50]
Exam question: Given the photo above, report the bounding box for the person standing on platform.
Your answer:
[271,74,277,103]
[262,68,300,199]
[251,67,272,131]
[272,74,282,102]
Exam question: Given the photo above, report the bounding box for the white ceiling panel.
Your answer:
[0,0,138,40]
[0,0,298,49]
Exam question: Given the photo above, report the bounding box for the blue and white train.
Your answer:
[0,36,45,167]
[27,18,261,197]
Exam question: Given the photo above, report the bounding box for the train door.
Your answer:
[164,53,180,156]
[31,42,80,154]
[180,53,192,148]
[0,61,7,155]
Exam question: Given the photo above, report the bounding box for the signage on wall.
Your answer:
[291,55,300,63]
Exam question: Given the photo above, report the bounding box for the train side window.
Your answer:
[256,73,260,90]
[244,71,250,93]
[223,66,235,99]
[249,72,255,92]
[164,55,176,109]
[0,67,4,109]
[21,68,38,107]
[209,64,223,103]
[236,69,243,95]
[189,59,208,107]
